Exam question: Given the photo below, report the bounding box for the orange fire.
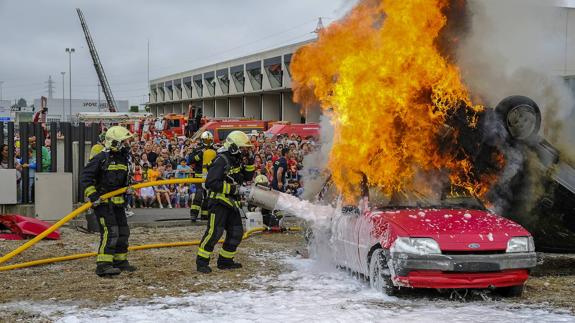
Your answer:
[291,0,494,199]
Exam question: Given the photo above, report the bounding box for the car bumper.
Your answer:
[395,269,530,289]
[390,252,536,289]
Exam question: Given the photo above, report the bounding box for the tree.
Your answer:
[10,98,28,111]
[17,98,27,108]
[130,105,139,112]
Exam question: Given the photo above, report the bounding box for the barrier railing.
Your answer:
[0,121,99,204]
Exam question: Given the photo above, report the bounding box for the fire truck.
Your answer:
[191,119,271,143]
[77,112,153,134]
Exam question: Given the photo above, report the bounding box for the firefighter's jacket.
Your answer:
[189,144,216,178]
[205,150,255,209]
[81,149,130,206]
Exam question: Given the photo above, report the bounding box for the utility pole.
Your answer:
[314,17,324,34]
[0,81,4,101]
[61,72,66,120]
[147,39,150,103]
[66,48,75,121]
[46,75,55,99]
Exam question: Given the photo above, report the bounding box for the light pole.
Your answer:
[65,48,75,121]
[0,81,4,101]
[60,72,65,120]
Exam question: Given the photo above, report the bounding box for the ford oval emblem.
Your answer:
[468,243,481,249]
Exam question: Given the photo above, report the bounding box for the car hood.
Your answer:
[381,208,530,251]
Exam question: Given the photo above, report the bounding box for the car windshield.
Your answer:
[380,187,486,210]
[318,178,486,211]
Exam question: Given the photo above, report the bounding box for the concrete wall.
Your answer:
[215,99,229,117]
[229,97,243,117]
[35,173,73,220]
[282,92,301,123]
[262,94,281,121]
[244,96,261,119]
[0,169,17,204]
[203,99,215,117]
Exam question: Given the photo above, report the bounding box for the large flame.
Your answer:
[292,0,496,199]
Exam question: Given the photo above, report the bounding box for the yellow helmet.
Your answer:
[200,131,214,146]
[105,126,133,151]
[224,130,252,154]
[254,174,269,186]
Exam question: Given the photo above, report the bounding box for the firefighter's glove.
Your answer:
[88,194,102,208]
[91,198,102,208]
[238,186,251,197]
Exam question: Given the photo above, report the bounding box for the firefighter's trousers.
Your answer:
[94,203,130,263]
[190,185,209,220]
[196,202,244,263]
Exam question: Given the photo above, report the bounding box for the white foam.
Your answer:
[3,256,573,323]
[276,193,336,227]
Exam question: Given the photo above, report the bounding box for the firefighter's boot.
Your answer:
[196,257,212,274]
[190,209,198,223]
[113,260,138,272]
[217,257,242,270]
[96,262,121,277]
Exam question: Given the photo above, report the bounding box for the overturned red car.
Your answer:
[326,187,537,297]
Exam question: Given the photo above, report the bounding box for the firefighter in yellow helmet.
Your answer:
[189,131,216,222]
[80,126,136,277]
[196,130,256,273]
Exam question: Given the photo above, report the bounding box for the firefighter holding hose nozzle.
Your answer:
[81,126,137,277]
[196,130,255,273]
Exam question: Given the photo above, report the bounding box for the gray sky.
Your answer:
[0,0,355,106]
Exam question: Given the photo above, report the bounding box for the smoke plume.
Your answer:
[301,113,335,201]
[458,0,575,146]
[458,0,575,215]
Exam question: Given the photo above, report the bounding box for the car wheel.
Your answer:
[369,249,397,296]
[498,284,524,297]
[495,95,541,142]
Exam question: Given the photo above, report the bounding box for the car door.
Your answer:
[357,209,383,276]
[335,206,362,271]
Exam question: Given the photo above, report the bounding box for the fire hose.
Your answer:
[0,178,300,272]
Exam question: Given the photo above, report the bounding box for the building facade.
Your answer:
[148,40,320,123]
[33,98,129,122]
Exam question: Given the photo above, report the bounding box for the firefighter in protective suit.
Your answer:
[189,131,216,222]
[196,131,255,273]
[81,126,137,277]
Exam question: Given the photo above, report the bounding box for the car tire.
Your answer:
[369,249,397,296]
[498,284,524,297]
[495,95,541,142]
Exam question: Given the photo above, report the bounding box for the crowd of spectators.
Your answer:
[1,120,318,207]
[126,130,317,209]
[1,134,53,202]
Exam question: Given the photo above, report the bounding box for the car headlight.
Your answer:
[390,237,441,255]
[506,236,535,253]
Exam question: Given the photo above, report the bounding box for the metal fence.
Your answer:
[0,121,101,204]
